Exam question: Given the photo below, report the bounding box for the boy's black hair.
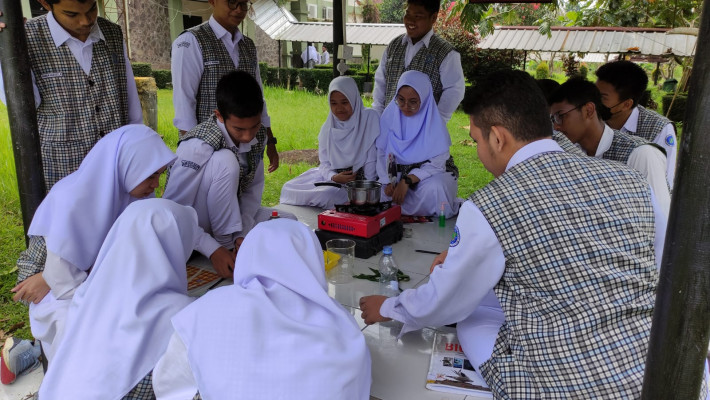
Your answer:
[595,60,648,107]
[45,0,92,5]
[462,70,551,142]
[216,71,264,120]
[535,79,560,103]
[548,77,611,121]
[406,0,440,15]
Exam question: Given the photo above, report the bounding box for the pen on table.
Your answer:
[415,249,439,255]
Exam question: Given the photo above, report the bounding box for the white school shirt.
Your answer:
[167,119,264,249]
[375,148,449,186]
[372,29,465,123]
[318,144,377,181]
[0,12,142,125]
[622,107,677,188]
[596,124,671,216]
[380,139,668,371]
[321,50,330,64]
[171,16,271,132]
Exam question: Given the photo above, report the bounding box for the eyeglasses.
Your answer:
[394,97,420,111]
[227,0,252,11]
[550,104,582,125]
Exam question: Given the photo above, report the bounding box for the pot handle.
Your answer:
[314,182,343,188]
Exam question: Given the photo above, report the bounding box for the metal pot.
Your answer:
[313,180,382,205]
[345,180,381,205]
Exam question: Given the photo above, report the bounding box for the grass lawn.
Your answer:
[0,87,492,337]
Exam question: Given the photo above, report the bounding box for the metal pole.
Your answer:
[332,0,343,77]
[641,0,710,398]
[0,0,45,241]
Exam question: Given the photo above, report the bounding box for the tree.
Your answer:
[379,0,405,24]
[435,7,524,84]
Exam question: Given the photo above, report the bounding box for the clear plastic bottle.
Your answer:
[378,246,399,297]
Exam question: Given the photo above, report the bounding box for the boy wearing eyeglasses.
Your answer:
[595,60,677,188]
[549,77,670,216]
[372,0,464,123]
[171,0,280,172]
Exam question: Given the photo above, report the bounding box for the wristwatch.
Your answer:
[267,136,277,145]
[402,175,413,186]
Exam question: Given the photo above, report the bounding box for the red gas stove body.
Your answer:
[317,203,401,238]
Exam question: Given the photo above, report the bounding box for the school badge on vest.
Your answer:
[665,134,675,146]
[450,226,460,247]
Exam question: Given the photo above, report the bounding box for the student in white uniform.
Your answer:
[595,60,677,188]
[153,219,372,400]
[279,76,380,209]
[39,199,202,400]
[164,71,295,278]
[11,125,183,363]
[376,70,459,218]
[321,45,330,64]
[549,77,671,215]
[358,70,701,399]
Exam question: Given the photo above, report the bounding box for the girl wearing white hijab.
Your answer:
[39,198,201,400]
[11,125,177,362]
[280,76,380,209]
[152,219,372,400]
[376,70,460,218]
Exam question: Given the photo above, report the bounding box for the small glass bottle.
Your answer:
[269,210,280,220]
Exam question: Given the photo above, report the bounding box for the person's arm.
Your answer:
[649,187,667,272]
[372,47,389,115]
[12,236,49,303]
[436,50,465,123]
[317,143,338,182]
[123,43,143,124]
[171,33,203,133]
[627,145,671,216]
[651,123,677,188]
[406,151,449,183]
[153,332,199,400]
[360,201,505,335]
[363,144,378,181]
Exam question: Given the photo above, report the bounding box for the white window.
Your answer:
[325,7,333,20]
[308,4,318,19]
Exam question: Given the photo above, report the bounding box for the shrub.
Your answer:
[152,70,171,89]
[662,93,687,122]
[299,69,334,92]
[131,62,152,78]
[561,54,579,77]
[578,64,588,80]
[535,62,549,79]
[259,62,269,84]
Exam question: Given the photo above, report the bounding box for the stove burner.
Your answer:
[334,201,393,216]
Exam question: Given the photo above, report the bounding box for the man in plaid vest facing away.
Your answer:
[596,60,677,188]
[371,0,464,123]
[358,70,704,399]
[0,0,142,191]
[171,0,279,173]
[549,77,671,216]
[164,72,295,279]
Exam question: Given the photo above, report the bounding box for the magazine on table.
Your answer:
[426,330,492,397]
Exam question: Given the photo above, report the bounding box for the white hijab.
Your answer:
[28,124,177,271]
[171,219,372,400]
[376,70,451,165]
[318,76,380,171]
[39,199,199,400]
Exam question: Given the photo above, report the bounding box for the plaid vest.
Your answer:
[551,130,585,156]
[634,105,674,141]
[25,15,128,190]
[603,129,665,163]
[383,34,453,106]
[180,115,265,196]
[187,22,258,125]
[471,151,659,399]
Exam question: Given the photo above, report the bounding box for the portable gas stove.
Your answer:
[315,202,404,259]
[318,201,401,238]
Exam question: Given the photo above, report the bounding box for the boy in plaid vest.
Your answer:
[359,70,686,399]
[371,0,464,123]
[596,60,677,188]
[164,71,295,278]
[0,0,142,191]
[549,77,671,215]
[171,0,279,173]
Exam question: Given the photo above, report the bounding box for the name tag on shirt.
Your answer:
[181,160,201,171]
[204,61,220,67]
[41,72,63,79]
